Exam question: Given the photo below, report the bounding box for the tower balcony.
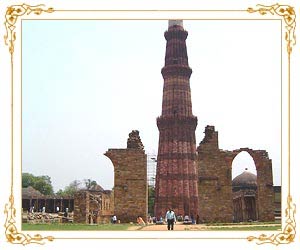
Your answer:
[161,65,192,79]
[156,115,198,130]
[164,29,188,41]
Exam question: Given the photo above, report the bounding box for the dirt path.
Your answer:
[128,223,280,231]
[128,223,214,231]
[139,224,203,231]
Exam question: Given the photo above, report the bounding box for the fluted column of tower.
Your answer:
[154,20,199,218]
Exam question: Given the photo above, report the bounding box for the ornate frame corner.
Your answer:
[247,3,296,54]
[4,195,54,245]
[247,195,296,245]
[4,3,54,54]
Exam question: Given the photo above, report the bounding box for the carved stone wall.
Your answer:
[73,190,114,224]
[105,130,148,223]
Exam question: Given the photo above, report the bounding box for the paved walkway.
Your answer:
[128,222,281,231]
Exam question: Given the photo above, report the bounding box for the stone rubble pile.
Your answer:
[26,212,61,224]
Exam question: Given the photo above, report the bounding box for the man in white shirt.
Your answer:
[112,215,117,224]
[165,208,176,230]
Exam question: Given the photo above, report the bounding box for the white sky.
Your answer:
[22,20,281,192]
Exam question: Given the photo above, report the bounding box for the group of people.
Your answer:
[165,208,199,230]
[110,209,196,230]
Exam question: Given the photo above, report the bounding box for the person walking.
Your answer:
[112,215,117,224]
[165,208,176,230]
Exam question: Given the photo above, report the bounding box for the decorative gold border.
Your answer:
[4,3,55,246]
[247,4,296,55]
[247,4,296,245]
[247,195,296,245]
[3,3,296,246]
[4,194,54,245]
[4,4,54,54]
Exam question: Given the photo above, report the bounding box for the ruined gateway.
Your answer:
[78,20,274,224]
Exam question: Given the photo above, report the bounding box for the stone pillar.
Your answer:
[241,193,246,221]
[86,192,90,224]
[254,151,275,222]
[74,191,89,223]
[105,130,148,223]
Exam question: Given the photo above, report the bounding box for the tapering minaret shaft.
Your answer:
[154,21,199,218]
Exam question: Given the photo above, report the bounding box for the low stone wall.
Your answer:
[24,212,73,224]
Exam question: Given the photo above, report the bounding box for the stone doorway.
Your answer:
[245,196,257,221]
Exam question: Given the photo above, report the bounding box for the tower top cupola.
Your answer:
[168,20,183,28]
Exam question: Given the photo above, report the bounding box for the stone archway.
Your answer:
[197,126,274,223]
[232,151,257,179]
[230,148,274,222]
[231,151,257,222]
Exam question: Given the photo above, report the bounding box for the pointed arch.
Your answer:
[229,148,275,222]
[231,151,257,180]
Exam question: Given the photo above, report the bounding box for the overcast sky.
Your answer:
[22,20,281,192]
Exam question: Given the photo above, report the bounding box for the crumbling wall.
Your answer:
[197,126,233,223]
[105,130,148,223]
[74,190,114,224]
[197,125,274,223]
[74,191,89,223]
[98,191,114,223]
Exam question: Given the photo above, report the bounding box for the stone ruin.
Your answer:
[104,130,148,223]
[127,130,144,150]
[73,130,147,224]
[74,20,275,224]
[74,189,113,224]
[197,125,274,222]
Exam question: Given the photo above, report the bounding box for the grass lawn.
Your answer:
[205,225,281,231]
[205,221,281,226]
[201,221,281,231]
[22,223,135,231]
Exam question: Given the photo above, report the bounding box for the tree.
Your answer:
[148,185,155,216]
[61,180,82,196]
[22,173,54,195]
[56,189,65,196]
[56,178,100,196]
[22,173,35,187]
[84,179,97,190]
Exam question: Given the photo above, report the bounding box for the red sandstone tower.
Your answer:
[154,20,199,218]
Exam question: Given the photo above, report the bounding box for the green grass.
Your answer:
[22,223,135,231]
[205,221,280,226]
[206,225,281,231]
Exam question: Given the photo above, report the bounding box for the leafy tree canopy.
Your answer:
[56,179,99,196]
[83,178,98,190]
[22,173,54,195]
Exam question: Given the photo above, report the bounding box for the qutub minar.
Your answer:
[154,20,199,218]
